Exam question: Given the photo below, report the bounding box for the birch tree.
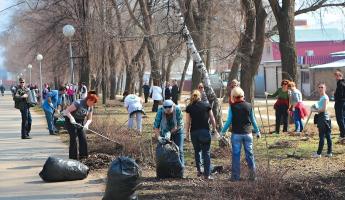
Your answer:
[175,1,223,129]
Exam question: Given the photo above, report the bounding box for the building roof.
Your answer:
[309,59,345,69]
[271,28,345,43]
[331,50,345,57]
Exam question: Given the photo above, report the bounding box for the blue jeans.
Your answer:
[44,110,55,132]
[191,129,211,177]
[170,129,185,169]
[128,111,142,132]
[20,107,32,137]
[293,109,303,132]
[231,133,255,180]
[335,101,345,137]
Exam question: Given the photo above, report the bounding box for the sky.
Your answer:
[0,1,344,70]
[0,0,16,69]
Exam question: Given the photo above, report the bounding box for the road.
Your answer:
[0,92,104,200]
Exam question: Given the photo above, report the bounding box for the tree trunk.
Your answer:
[182,0,211,91]
[101,0,108,105]
[238,0,256,103]
[165,55,175,83]
[268,0,297,81]
[161,51,167,85]
[278,19,297,81]
[138,54,146,97]
[176,1,222,130]
[137,0,161,84]
[78,0,90,87]
[109,42,120,100]
[179,49,190,96]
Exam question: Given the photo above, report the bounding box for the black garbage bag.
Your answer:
[39,157,89,182]
[103,157,141,200]
[156,139,183,178]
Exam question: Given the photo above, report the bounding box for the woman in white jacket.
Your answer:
[150,80,163,112]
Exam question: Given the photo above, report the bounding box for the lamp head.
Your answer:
[36,54,43,61]
[63,24,75,38]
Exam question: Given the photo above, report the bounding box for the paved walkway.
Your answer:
[0,92,104,200]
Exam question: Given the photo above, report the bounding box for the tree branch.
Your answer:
[122,0,147,34]
[268,0,281,19]
[295,1,345,16]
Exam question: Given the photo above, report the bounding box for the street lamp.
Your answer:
[63,24,76,84]
[36,54,43,104]
[27,64,32,85]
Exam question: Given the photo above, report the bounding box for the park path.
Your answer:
[0,92,104,200]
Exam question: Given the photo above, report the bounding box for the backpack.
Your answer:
[27,90,38,107]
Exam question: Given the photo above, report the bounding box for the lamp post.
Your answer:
[36,54,43,104]
[63,24,76,84]
[27,64,32,85]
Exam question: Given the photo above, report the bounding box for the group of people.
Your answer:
[265,70,345,158]
[151,85,260,181]
[14,68,345,180]
[142,80,179,112]
[13,77,96,160]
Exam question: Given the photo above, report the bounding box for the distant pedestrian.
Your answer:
[312,83,332,158]
[123,91,145,133]
[142,82,150,103]
[185,90,219,180]
[334,69,345,142]
[220,87,261,181]
[197,83,209,104]
[0,84,5,96]
[164,82,172,100]
[63,91,99,160]
[67,84,75,103]
[13,78,32,139]
[150,81,163,112]
[265,79,290,134]
[227,79,240,105]
[80,82,88,99]
[288,82,308,133]
[171,80,179,105]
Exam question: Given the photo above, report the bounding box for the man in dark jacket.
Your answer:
[171,80,179,105]
[142,82,150,103]
[13,78,32,139]
[334,69,345,141]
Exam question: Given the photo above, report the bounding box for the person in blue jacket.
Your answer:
[220,87,261,181]
[153,99,185,176]
[42,87,66,135]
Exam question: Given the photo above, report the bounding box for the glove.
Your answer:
[264,91,269,96]
[83,124,89,131]
[69,117,77,125]
[256,132,261,139]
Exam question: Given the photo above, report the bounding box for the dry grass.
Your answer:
[60,99,345,199]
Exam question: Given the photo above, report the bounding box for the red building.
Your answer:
[271,28,345,65]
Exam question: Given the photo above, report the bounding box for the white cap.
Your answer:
[163,99,174,107]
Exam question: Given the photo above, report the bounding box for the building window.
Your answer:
[306,50,314,56]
